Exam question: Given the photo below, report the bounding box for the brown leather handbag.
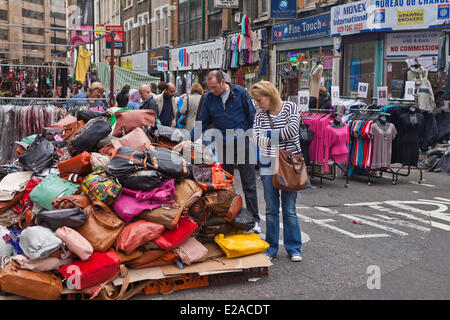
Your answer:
[0,261,63,300]
[112,109,157,137]
[116,220,165,255]
[52,195,91,210]
[138,205,183,230]
[62,120,85,140]
[58,151,93,176]
[265,111,308,191]
[75,201,125,252]
[223,194,243,222]
[203,188,236,215]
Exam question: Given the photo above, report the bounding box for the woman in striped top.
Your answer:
[250,81,303,262]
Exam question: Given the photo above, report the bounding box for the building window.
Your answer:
[179,0,203,45]
[124,0,133,10]
[0,10,7,21]
[156,10,161,47]
[22,8,44,20]
[259,0,268,17]
[124,19,133,53]
[0,29,8,40]
[23,40,45,52]
[207,0,221,38]
[23,27,45,36]
[344,40,376,101]
[138,14,149,51]
[23,0,44,5]
[50,12,66,21]
[51,37,67,45]
[50,0,66,8]
[163,8,169,45]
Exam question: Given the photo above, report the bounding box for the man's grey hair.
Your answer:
[207,70,225,83]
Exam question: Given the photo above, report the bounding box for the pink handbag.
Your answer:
[112,179,176,223]
[56,226,94,261]
[116,220,165,255]
[111,127,152,152]
[174,237,209,266]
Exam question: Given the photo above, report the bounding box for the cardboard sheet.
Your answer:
[161,253,272,276]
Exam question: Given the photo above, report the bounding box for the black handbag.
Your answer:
[18,135,58,173]
[145,145,192,179]
[77,110,106,123]
[107,146,147,178]
[231,207,256,231]
[68,118,111,156]
[118,170,169,191]
[36,198,89,231]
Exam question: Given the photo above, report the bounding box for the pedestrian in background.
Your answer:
[154,82,177,127]
[116,84,130,108]
[157,81,167,94]
[195,70,261,233]
[127,89,141,110]
[179,83,204,132]
[139,84,158,113]
[250,80,303,262]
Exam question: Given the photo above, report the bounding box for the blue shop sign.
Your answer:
[271,0,297,19]
[272,13,331,43]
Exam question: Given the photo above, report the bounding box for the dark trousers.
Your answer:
[220,138,260,223]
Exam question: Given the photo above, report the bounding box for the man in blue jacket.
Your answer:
[192,70,260,233]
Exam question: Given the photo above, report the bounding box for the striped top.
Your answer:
[253,101,301,157]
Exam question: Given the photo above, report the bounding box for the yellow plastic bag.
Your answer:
[214,233,269,259]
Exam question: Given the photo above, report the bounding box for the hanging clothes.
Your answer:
[74,46,92,85]
[369,122,397,170]
[323,123,350,173]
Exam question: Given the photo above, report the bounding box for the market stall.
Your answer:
[0,109,271,300]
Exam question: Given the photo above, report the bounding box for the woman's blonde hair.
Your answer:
[190,83,203,95]
[88,82,105,95]
[249,81,281,110]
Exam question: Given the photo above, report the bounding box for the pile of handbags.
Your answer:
[0,108,268,300]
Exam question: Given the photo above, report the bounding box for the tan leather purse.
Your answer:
[0,261,63,300]
[75,201,125,252]
[265,111,308,191]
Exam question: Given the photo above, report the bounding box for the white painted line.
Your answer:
[408,181,435,188]
[314,206,339,215]
[345,202,450,232]
[296,206,312,210]
[384,200,450,223]
[360,214,430,232]
[297,214,390,239]
[340,214,409,236]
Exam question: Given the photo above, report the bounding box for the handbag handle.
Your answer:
[53,198,82,210]
[91,201,124,229]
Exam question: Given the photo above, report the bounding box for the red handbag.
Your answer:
[58,151,92,176]
[154,215,198,251]
[116,220,165,255]
[57,250,120,290]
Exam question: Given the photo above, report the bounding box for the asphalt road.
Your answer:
[136,166,450,301]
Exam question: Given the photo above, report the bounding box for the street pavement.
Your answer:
[136,166,450,301]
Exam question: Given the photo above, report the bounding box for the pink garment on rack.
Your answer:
[316,115,334,165]
[323,123,350,173]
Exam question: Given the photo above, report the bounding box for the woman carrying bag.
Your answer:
[179,83,204,133]
[250,81,303,262]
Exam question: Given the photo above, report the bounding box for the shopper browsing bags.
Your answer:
[250,80,303,262]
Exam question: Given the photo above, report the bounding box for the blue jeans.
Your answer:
[260,174,302,257]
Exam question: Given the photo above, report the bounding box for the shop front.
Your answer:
[170,38,223,95]
[384,31,442,99]
[273,13,333,101]
[148,47,169,82]
[331,0,449,104]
